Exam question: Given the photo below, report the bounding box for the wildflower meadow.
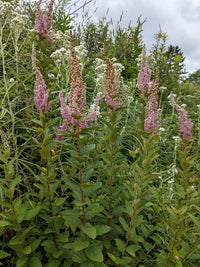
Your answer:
[0,0,200,266]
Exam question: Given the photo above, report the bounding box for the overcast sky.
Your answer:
[71,0,200,74]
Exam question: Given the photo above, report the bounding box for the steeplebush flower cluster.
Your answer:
[55,32,100,140]
[102,46,125,109]
[32,48,51,113]
[144,67,160,134]
[137,44,152,97]
[170,91,194,140]
[34,0,55,42]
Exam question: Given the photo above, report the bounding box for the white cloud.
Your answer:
[71,0,200,73]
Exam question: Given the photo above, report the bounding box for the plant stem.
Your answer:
[77,123,87,240]
[40,113,60,256]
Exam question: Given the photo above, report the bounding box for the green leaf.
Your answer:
[0,201,11,208]
[53,250,63,258]
[73,238,90,251]
[32,137,42,147]
[134,183,141,196]
[28,256,42,267]
[86,243,103,262]
[119,217,129,231]
[41,240,55,248]
[43,133,55,145]
[80,144,96,155]
[126,245,141,256]
[71,113,82,119]
[110,131,118,143]
[40,146,50,158]
[10,176,21,188]
[82,223,97,239]
[0,221,11,227]
[9,237,22,245]
[115,238,125,252]
[30,239,41,252]
[82,168,94,182]
[64,216,82,228]
[0,152,5,163]
[0,250,10,259]
[16,256,28,267]
[23,246,31,255]
[54,197,66,206]
[80,263,94,267]
[95,225,111,236]
[107,252,117,263]
[189,214,200,227]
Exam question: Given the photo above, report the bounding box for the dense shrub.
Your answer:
[0,1,200,266]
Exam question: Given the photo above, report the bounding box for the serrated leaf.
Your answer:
[25,205,41,220]
[80,144,96,155]
[82,168,94,182]
[40,147,50,158]
[0,152,5,163]
[86,243,103,262]
[41,240,55,248]
[82,223,97,239]
[9,237,22,245]
[107,252,117,263]
[54,197,66,206]
[0,250,10,259]
[95,225,111,236]
[0,221,11,227]
[189,214,200,227]
[53,250,63,258]
[0,201,11,208]
[126,244,141,255]
[43,134,55,145]
[28,256,42,267]
[16,256,28,266]
[32,137,42,147]
[115,238,125,252]
[110,131,118,143]
[134,183,141,196]
[64,216,82,228]
[73,238,90,251]
[119,217,129,231]
[10,176,21,188]
[80,263,94,267]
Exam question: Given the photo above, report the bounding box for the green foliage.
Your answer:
[0,0,200,266]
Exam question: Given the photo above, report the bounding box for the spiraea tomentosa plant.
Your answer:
[34,0,55,42]
[156,93,199,266]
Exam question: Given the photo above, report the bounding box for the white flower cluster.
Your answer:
[51,47,71,63]
[75,45,88,62]
[173,136,181,143]
[94,58,106,92]
[0,1,27,29]
[51,45,88,69]
[53,30,70,47]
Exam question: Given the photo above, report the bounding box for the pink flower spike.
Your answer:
[32,48,51,113]
[170,92,194,140]
[34,0,55,42]
[144,67,159,134]
[80,120,88,129]
[55,121,68,140]
[138,44,151,97]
